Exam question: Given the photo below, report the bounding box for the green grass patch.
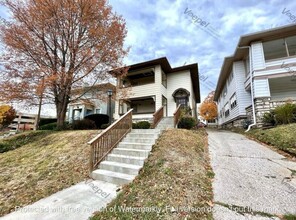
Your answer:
[0,131,54,153]
[283,214,296,220]
[247,124,296,156]
[91,129,213,220]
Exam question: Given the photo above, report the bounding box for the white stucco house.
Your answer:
[114,57,200,121]
[214,24,296,128]
[66,83,116,122]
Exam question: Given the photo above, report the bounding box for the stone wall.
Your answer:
[246,105,253,122]
[254,98,296,127]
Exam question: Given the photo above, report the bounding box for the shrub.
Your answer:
[84,114,109,128]
[132,121,151,129]
[39,118,57,127]
[274,103,296,125]
[241,119,252,129]
[72,119,96,130]
[262,110,276,126]
[136,121,151,129]
[101,124,109,129]
[39,122,57,130]
[132,123,138,129]
[178,116,196,129]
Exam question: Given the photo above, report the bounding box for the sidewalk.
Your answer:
[0,180,118,220]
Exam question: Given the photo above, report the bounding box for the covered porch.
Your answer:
[268,76,296,103]
[119,96,156,120]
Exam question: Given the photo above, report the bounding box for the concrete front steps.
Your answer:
[156,117,174,130]
[91,129,161,186]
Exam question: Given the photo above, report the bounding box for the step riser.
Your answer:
[118,143,152,150]
[122,138,155,144]
[112,149,150,157]
[127,134,159,138]
[99,164,140,175]
[106,155,144,166]
[130,129,160,134]
[91,172,133,185]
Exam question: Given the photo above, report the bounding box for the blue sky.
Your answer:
[0,0,296,115]
[109,0,296,100]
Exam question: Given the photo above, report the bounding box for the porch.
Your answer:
[254,76,296,126]
[119,96,156,120]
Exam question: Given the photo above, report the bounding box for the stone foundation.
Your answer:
[254,98,296,127]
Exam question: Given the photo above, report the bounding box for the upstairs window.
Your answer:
[161,71,167,88]
[286,36,296,57]
[222,85,227,97]
[263,36,296,60]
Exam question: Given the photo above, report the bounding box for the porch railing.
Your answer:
[151,106,164,128]
[174,104,182,128]
[88,109,133,172]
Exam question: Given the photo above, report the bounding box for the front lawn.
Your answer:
[0,130,99,216]
[247,124,296,156]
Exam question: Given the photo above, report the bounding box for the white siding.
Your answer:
[233,61,252,115]
[251,42,266,70]
[166,70,194,116]
[217,67,237,125]
[254,79,271,98]
[217,61,252,125]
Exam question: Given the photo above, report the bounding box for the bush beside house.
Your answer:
[262,102,296,127]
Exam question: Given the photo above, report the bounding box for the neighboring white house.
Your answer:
[114,57,200,121]
[214,24,296,128]
[66,83,116,122]
[9,113,55,131]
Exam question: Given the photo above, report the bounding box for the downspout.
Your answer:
[237,45,256,132]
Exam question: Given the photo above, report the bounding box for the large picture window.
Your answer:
[263,36,296,60]
[263,39,287,60]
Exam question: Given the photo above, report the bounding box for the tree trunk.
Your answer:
[56,93,69,129]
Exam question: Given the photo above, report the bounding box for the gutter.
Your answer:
[237,46,256,132]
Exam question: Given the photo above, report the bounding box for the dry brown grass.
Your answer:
[0,130,100,216]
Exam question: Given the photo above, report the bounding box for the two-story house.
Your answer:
[114,57,200,121]
[67,83,116,122]
[214,24,296,128]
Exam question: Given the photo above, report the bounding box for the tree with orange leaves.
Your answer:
[0,0,128,128]
[199,91,218,121]
[0,105,16,129]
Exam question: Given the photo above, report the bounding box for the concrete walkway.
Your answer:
[0,180,118,220]
[207,129,296,220]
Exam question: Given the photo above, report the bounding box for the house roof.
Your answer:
[128,57,201,103]
[214,23,296,101]
[71,82,116,95]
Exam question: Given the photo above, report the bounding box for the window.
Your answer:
[173,88,190,108]
[228,72,234,85]
[230,94,237,109]
[161,71,167,88]
[244,56,250,77]
[224,102,229,117]
[263,39,287,60]
[176,97,187,107]
[263,36,296,61]
[95,109,101,114]
[222,85,227,97]
[286,36,296,57]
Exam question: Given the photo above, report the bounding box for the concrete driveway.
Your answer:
[207,129,296,220]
